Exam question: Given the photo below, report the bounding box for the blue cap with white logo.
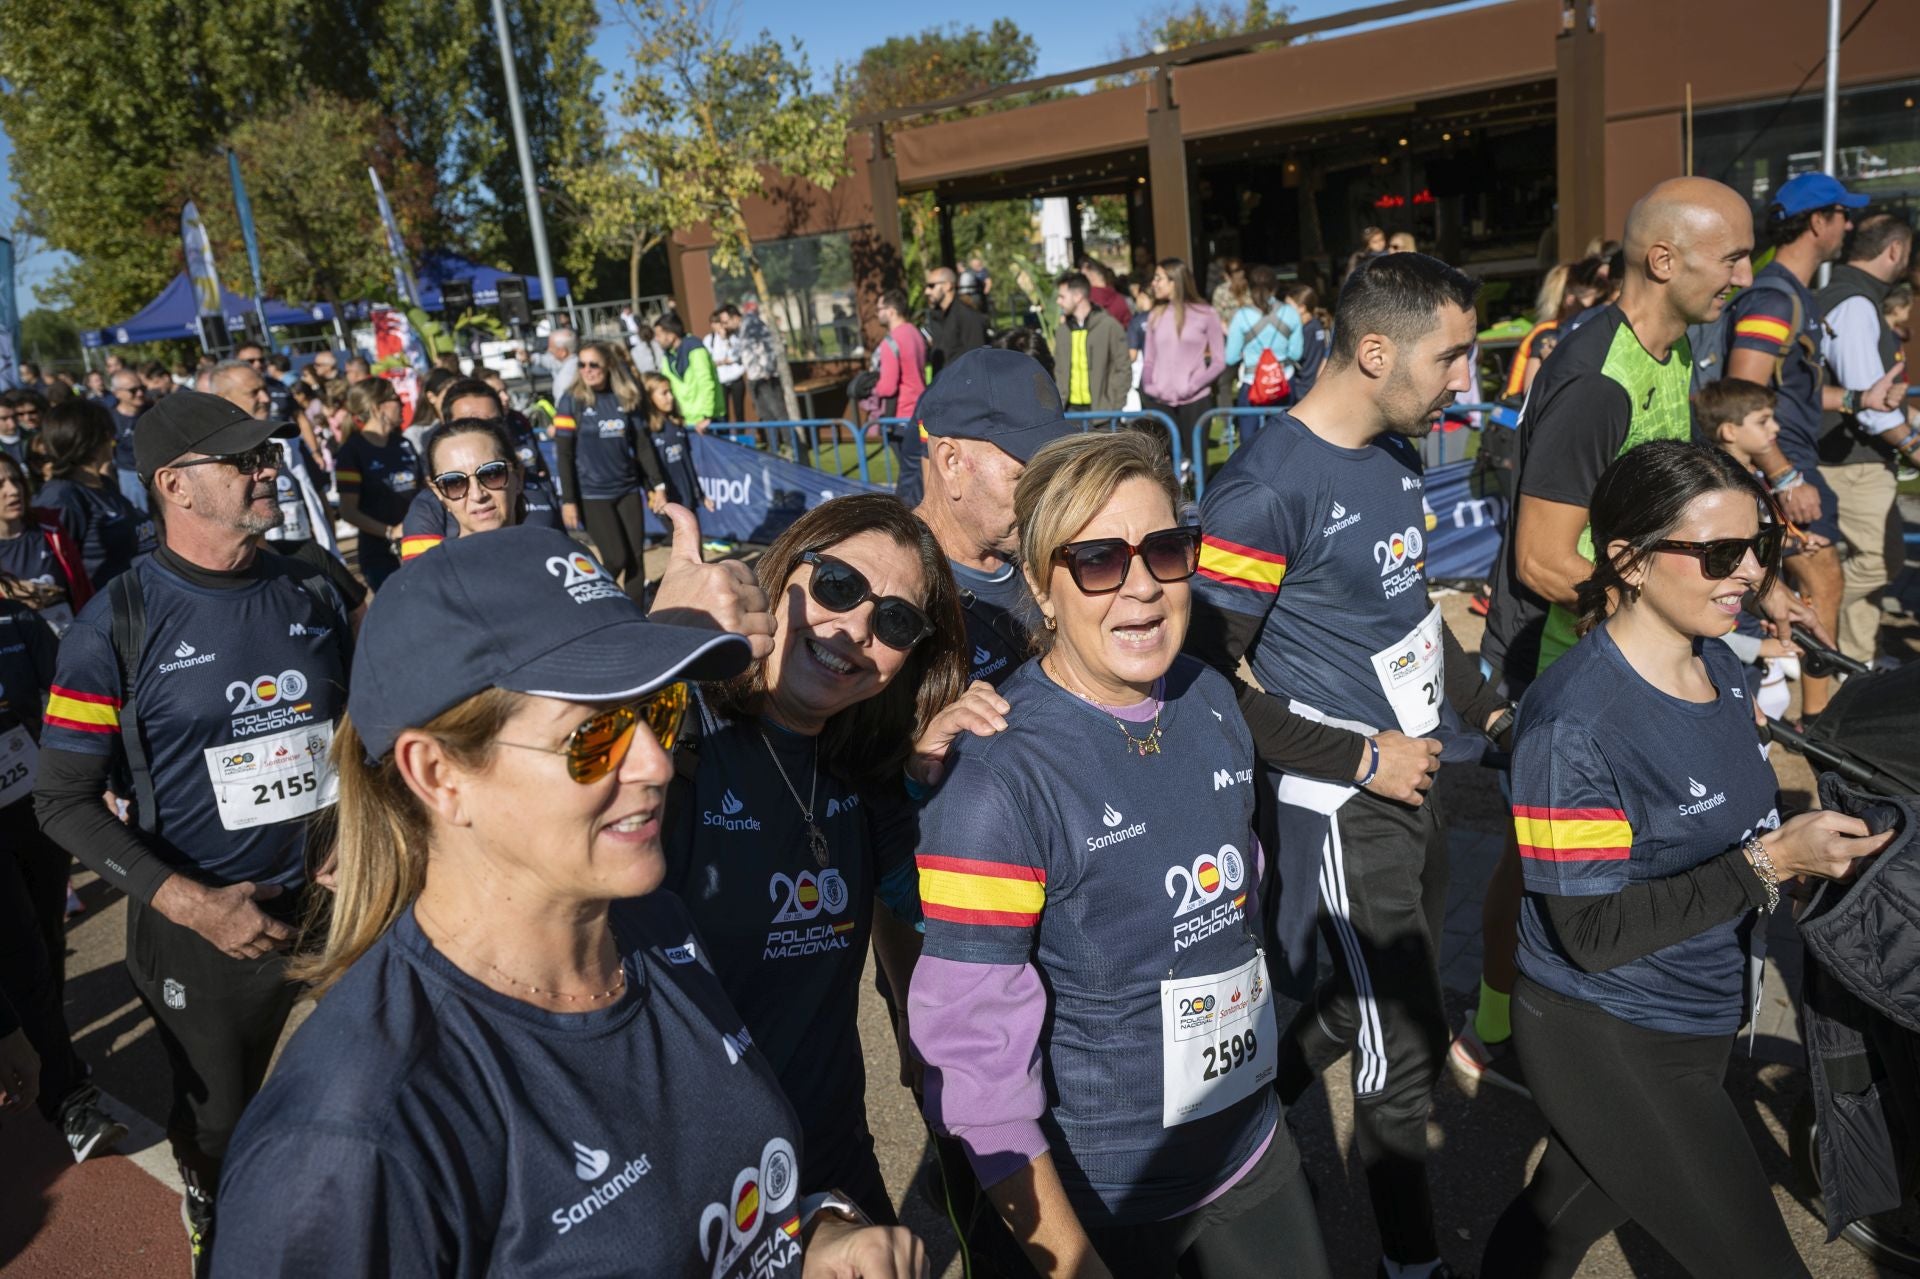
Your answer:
[1770,172,1870,218]
[919,346,1075,462]
[348,525,751,760]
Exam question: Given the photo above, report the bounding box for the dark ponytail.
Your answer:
[1575,440,1778,636]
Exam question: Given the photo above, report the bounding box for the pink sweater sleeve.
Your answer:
[908,956,1051,1187]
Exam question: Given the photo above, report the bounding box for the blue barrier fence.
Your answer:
[702,420,898,487]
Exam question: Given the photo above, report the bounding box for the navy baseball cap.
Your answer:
[348,525,751,761]
[918,346,1074,462]
[1770,172,1869,218]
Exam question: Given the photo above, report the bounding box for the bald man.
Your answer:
[1457,177,1822,1096]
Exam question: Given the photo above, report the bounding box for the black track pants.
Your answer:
[1273,786,1449,1265]
[1480,975,1809,1279]
[580,491,651,604]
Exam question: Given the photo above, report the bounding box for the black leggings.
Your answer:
[1085,1128,1331,1279]
[1481,975,1808,1278]
[1141,394,1212,470]
[580,492,651,604]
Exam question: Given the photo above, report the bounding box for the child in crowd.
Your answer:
[639,372,713,517]
[1695,377,1799,719]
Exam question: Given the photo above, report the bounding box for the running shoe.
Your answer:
[182,1184,215,1278]
[1447,1011,1532,1100]
[1468,583,1492,617]
[58,1084,128,1163]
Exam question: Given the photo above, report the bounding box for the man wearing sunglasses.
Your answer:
[33,389,356,1268]
[1188,253,1516,1279]
[914,347,1076,688]
[108,369,151,512]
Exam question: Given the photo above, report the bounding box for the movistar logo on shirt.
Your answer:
[722,1025,755,1065]
[706,788,761,831]
[288,622,331,640]
[551,1139,653,1236]
[158,640,218,674]
[1323,500,1361,537]
[1089,803,1146,851]
[1213,767,1253,790]
[1678,776,1727,816]
[824,794,859,818]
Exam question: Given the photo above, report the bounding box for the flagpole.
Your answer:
[490,0,560,323]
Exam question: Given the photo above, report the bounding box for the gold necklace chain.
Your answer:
[1044,656,1165,756]
[760,728,831,868]
[415,902,627,1004]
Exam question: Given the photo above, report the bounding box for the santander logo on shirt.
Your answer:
[550,1138,654,1236]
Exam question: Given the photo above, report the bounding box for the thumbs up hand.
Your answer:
[648,502,774,659]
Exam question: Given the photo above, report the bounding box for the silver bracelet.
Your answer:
[1741,835,1780,914]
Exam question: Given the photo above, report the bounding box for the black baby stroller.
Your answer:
[1765,630,1920,1272]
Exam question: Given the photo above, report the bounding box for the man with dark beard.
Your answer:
[32,390,354,1274]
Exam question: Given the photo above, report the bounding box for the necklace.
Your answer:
[415,903,627,1004]
[1046,657,1164,757]
[760,729,830,867]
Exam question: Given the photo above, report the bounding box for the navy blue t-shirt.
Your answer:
[507,409,554,484]
[952,558,1036,687]
[651,419,702,509]
[33,476,156,589]
[917,656,1278,1225]
[335,431,421,560]
[556,391,641,501]
[109,406,142,470]
[1513,625,1780,1034]
[0,527,76,633]
[399,478,564,561]
[0,600,57,738]
[40,553,350,889]
[213,894,809,1279]
[1195,414,1456,762]
[1726,261,1824,472]
[663,697,917,1187]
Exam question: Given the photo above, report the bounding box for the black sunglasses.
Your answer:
[168,443,280,477]
[1652,526,1784,579]
[433,459,513,501]
[1051,526,1202,594]
[800,551,934,651]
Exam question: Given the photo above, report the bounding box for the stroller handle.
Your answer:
[1790,623,1873,680]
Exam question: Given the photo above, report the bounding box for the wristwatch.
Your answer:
[1485,703,1517,749]
[797,1190,871,1243]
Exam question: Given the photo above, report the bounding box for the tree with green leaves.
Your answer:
[845,20,1041,123]
[602,0,849,418]
[1104,0,1293,81]
[169,94,437,315]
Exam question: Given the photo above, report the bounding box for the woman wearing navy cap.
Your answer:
[908,432,1330,1279]
[212,526,925,1278]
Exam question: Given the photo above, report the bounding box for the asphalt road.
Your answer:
[3,572,1915,1277]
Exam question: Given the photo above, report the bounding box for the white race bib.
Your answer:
[202,722,338,832]
[1368,602,1444,736]
[0,725,38,809]
[1160,952,1278,1128]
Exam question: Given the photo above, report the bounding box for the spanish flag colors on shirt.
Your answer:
[1196,535,1286,595]
[917,854,1046,929]
[45,685,119,734]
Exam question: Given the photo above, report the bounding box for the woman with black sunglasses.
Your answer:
[555,340,661,602]
[660,494,1000,1224]
[398,418,564,562]
[1481,442,1889,1278]
[907,432,1331,1279]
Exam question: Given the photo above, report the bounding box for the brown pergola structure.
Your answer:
[667,0,1920,348]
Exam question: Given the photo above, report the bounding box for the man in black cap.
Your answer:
[33,389,357,1274]
[913,345,1075,689]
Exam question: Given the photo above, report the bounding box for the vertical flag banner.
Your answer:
[368,168,420,306]
[371,306,425,427]
[181,201,224,317]
[0,237,18,390]
[227,149,271,344]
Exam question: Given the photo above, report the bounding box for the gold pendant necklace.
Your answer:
[761,729,829,868]
[1045,657,1165,757]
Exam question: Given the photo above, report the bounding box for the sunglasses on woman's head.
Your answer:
[1051,526,1202,594]
[799,551,934,651]
[1652,525,1784,579]
[432,459,512,501]
[496,682,690,784]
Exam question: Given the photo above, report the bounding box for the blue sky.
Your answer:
[2,0,1481,311]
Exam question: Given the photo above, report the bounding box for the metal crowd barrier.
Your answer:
[1063,410,1188,492]
[704,420,897,487]
[1187,401,1511,487]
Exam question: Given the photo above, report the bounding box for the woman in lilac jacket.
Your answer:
[1139,258,1226,461]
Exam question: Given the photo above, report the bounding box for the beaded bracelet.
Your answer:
[1741,835,1781,914]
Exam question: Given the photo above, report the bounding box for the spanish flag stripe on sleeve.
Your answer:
[45,685,120,733]
[1734,316,1792,347]
[553,415,577,434]
[335,469,362,492]
[918,853,1045,928]
[1198,534,1286,594]
[1513,804,1632,862]
[400,535,443,561]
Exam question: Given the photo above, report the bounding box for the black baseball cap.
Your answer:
[349,525,752,761]
[918,346,1074,462]
[134,389,286,483]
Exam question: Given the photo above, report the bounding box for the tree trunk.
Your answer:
[743,231,800,421]
[629,231,643,313]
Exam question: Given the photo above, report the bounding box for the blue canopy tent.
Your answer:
[84,273,334,348]
[413,250,569,310]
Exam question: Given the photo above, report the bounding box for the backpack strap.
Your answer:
[106,570,158,835]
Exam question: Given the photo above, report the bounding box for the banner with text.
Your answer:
[181,201,224,318]
[639,433,883,544]
[0,237,17,391]
[1419,457,1505,581]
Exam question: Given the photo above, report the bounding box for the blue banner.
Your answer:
[1419,456,1505,581]
[368,167,420,306]
[0,237,17,390]
[637,433,883,543]
[228,151,267,304]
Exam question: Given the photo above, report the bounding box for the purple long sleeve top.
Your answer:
[1140,304,1226,407]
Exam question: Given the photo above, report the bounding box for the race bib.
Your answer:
[273,472,312,541]
[1160,952,1278,1128]
[1369,602,1444,736]
[0,725,38,809]
[202,722,338,832]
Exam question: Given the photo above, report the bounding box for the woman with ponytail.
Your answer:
[1481,440,1889,1278]
[211,526,926,1278]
